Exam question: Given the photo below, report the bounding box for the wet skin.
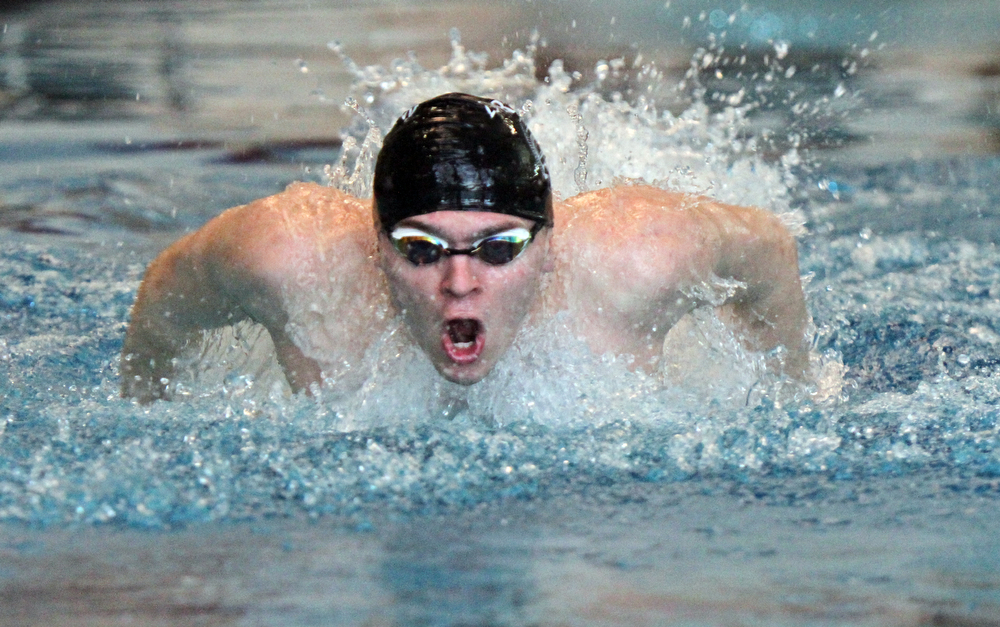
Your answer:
[121,182,808,402]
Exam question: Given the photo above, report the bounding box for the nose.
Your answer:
[440,255,481,298]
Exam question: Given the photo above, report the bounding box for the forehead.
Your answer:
[396,211,533,238]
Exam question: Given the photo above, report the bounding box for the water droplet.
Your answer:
[595,60,610,81]
[774,40,789,60]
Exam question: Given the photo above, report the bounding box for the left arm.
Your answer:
[702,198,809,377]
[561,186,809,378]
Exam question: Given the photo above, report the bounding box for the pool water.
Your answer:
[3,1,1000,625]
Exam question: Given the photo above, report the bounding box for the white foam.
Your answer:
[168,35,840,429]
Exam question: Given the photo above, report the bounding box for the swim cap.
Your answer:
[373,93,552,232]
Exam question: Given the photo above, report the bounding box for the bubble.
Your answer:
[750,13,783,42]
[709,9,729,29]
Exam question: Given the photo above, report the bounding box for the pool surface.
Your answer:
[2,1,1000,625]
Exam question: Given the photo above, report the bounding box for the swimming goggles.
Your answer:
[389,223,543,266]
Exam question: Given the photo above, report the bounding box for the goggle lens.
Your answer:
[400,236,445,265]
[390,227,537,266]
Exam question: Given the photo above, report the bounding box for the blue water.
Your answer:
[3,2,1000,624]
[6,184,1000,528]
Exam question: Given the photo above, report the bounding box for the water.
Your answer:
[3,1,1000,625]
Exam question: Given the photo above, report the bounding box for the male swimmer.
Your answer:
[122,92,808,402]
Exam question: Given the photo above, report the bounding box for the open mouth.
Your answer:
[442,318,484,364]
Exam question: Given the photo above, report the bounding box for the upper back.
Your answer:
[552,185,721,311]
[216,182,374,284]
[199,182,389,379]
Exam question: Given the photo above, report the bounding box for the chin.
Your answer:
[437,362,493,386]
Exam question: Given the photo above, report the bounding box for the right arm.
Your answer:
[121,183,355,402]
[121,233,213,402]
[120,212,264,402]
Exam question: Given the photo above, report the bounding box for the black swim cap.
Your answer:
[373,93,552,232]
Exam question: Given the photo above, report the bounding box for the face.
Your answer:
[378,211,552,385]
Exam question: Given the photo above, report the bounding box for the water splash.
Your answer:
[565,101,590,194]
[324,97,382,198]
[7,36,979,529]
[326,33,805,218]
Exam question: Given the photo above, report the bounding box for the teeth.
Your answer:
[454,341,473,349]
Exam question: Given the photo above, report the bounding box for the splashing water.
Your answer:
[329,30,804,217]
[2,35,999,531]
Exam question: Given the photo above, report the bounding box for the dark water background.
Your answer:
[3,1,1000,626]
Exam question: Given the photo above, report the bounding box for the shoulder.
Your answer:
[555,183,791,268]
[200,182,374,288]
[216,182,369,249]
[554,185,724,285]
[149,183,378,337]
[558,184,725,237]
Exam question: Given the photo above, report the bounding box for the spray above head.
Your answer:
[373,93,552,232]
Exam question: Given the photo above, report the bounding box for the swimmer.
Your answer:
[121,92,809,402]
